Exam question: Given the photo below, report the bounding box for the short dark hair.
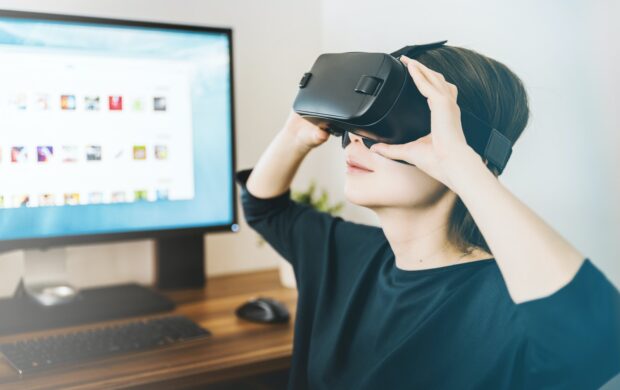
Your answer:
[415,45,530,255]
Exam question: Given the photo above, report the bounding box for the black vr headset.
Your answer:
[292,40,513,175]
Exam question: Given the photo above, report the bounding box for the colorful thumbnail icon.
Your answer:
[134,190,148,201]
[156,189,169,201]
[155,145,168,160]
[39,194,56,206]
[37,146,54,162]
[84,96,101,111]
[34,94,50,111]
[88,192,103,204]
[64,193,80,206]
[62,146,79,163]
[131,98,144,111]
[11,146,28,163]
[153,96,167,111]
[133,145,146,160]
[108,96,123,111]
[13,195,30,207]
[86,145,102,161]
[61,95,76,110]
[8,93,27,110]
[111,191,126,203]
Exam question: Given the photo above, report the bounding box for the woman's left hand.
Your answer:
[369,55,479,191]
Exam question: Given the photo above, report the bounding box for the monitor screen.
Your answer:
[0,11,236,248]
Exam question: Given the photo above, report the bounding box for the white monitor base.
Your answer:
[21,248,79,306]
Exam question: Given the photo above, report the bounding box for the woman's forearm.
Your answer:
[246,128,312,199]
[446,148,586,304]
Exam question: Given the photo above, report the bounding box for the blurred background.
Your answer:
[0,0,617,298]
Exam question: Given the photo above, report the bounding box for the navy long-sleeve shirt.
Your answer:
[235,168,620,389]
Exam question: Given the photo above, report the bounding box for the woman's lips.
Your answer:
[346,159,373,173]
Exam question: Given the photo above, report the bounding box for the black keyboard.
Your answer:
[0,315,211,374]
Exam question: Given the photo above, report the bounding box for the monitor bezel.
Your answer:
[0,9,238,252]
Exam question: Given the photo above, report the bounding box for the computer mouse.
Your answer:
[235,296,290,324]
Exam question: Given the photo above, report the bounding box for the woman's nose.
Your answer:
[342,131,362,149]
[342,131,380,150]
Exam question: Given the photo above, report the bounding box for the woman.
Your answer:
[235,45,620,389]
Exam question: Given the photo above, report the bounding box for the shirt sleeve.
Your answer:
[516,258,620,389]
[234,168,348,280]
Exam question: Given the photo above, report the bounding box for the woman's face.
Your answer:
[343,132,450,209]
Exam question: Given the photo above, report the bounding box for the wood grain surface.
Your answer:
[0,269,298,389]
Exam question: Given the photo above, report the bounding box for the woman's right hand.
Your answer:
[246,110,331,198]
[282,110,331,153]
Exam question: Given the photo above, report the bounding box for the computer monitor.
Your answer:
[0,10,237,328]
[0,10,237,249]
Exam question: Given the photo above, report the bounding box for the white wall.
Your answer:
[0,0,324,297]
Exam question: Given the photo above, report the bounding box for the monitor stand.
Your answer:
[0,247,176,337]
[155,234,206,289]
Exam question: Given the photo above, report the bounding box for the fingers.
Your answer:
[447,83,458,99]
[400,55,458,100]
[369,142,411,161]
[315,128,330,142]
[401,57,434,98]
[402,55,443,84]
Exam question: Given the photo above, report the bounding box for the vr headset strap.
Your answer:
[391,40,513,175]
[460,110,512,175]
[390,40,448,59]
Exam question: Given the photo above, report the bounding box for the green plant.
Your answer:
[256,180,345,246]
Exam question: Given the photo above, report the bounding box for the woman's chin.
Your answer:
[344,186,374,207]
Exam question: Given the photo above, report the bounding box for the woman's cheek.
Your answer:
[375,167,443,207]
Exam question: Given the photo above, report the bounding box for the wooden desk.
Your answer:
[0,269,298,389]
